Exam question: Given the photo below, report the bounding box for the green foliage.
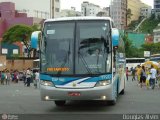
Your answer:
[2,24,34,44]
[139,18,160,34]
[141,43,160,55]
[32,24,41,31]
[11,54,20,58]
[127,20,139,30]
[124,14,160,57]
[2,24,39,58]
[122,33,144,57]
[126,9,133,19]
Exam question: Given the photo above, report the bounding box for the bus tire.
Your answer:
[120,89,125,95]
[108,85,118,105]
[54,100,66,106]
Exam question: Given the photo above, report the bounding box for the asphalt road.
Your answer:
[0,77,160,120]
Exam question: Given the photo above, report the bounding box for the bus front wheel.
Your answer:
[108,85,118,105]
[54,100,66,106]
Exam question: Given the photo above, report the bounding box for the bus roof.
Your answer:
[151,54,160,57]
[126,58,145,60]
[44,16,113,22]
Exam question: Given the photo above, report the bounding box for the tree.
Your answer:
[121,32,144,58]
[126,9,133,25]
[2,24,37,57]
[141,43,160,55]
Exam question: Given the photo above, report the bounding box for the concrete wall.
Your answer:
[6,59,33,71]
[0,55,6,71]
[0,55,34,71]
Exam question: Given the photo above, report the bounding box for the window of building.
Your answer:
[55,8,59,12]
[2,48,8,54]
[13,49,19,54]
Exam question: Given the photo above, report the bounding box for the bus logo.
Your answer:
[72,83,76,87]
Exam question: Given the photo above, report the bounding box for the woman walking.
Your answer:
[140,66,146,88]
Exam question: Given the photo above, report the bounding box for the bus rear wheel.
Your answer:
[54,100,66,106]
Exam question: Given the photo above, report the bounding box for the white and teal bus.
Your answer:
[31,17,126,106]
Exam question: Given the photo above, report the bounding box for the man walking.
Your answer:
[26,68,32,87]
[150,65,157,89]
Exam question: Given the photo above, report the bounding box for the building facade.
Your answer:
[153,23,160,43]
[110,0,151,29]
[0,2,44,58]
[81,1,103,16]
[140,6,152,18]
[51,0,60,18]
[127,0,151,25]
[60,7,81,17]
[110,0,127,29]
[154,0,160,9]
[0,0,60,19]
[152,0,160,18]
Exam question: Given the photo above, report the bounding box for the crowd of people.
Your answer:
[0,68,39,88]
[128,65,160,89]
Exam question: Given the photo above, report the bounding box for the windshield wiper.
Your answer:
[78,50,92,74]
[96,50,100,73]
[56,40,71,76]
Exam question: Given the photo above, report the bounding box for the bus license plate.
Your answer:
[68,92,81,96]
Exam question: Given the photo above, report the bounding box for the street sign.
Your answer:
[144,51,150,57]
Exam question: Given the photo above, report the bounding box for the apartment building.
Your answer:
[153,23,160,43]
[152,0,160,17]
[127,0,151,25]
[110,0,127,29]
[51,0,60,18]
[60,7,81,17]
[110,0,151,29]
[140,6,152,18]
[81,1,103,16]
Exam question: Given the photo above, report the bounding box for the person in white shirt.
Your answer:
[26,68,32,87]
[34,70,40,88]
[150,65,157,89]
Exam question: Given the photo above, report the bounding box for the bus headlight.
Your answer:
[40,80,54,86]
[95,80,111,87]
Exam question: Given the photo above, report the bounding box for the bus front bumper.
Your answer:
[40,85,113,101]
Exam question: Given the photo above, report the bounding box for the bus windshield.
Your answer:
[42,20,111,76]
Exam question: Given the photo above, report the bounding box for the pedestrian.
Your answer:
[26,68,32,87]
[156,69,160,89]
[22,69,26,84]
[1,71,5,85]
[34,70,40,88]
[6,70,11,85]
[126,67,129,81]
[136,65,142,86]
[13,70,18,83]
[131,67,136,81]
[0,71,2,85]
[140,66,146,88]
[146,68,151,89]
[150,65,157,89]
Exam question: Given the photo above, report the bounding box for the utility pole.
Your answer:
[50,0,54,18]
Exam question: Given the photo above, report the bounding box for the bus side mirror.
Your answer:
[31,31,41,50]
[112,28,119,47]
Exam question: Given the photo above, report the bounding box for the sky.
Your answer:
[61,0,153,11]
